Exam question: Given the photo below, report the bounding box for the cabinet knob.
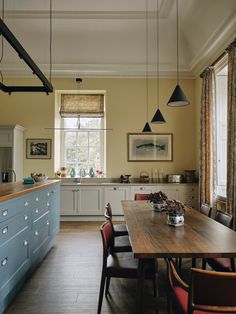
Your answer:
[23,240,28,246]
[2,226,8,234]
[34,231,39,236]
[113,187,117,191]
[35,197,39,202]
[24,215,28,221]
[47,192,50,196]
[2,209,8,217]
[35,208,39,214]
[24,201,29,207]
[1,257,8,266]
[46,220,50,226]
[140,187,144,190]
[47,202,50,207]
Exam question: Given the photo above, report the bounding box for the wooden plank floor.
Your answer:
[4,222,186,314]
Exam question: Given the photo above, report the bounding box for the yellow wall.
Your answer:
[0,77,198,179]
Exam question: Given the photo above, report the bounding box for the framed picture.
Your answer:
[128,133,173,161]
[26,139,51,159]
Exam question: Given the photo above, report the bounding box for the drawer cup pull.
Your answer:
[2,226,8,234]
[2,209,8,217]
[1,257,8,266]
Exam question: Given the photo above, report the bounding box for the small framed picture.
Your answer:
[128,133,173,161]
[26,139,51,159]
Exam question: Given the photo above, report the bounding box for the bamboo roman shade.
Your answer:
[60,94,104,117]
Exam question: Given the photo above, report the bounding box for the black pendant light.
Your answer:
[142,0,152,132]
[151,0,166,124]
[167,0,189,106]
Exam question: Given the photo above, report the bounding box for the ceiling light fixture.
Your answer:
[151,0,166,124]
[0,0,53,94]
[167,0,189,106]
[142,0,152,133]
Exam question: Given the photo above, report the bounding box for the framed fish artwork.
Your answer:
[127,133,173,161]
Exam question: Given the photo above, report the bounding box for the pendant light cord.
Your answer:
[156,0,159,109]
[49,0,52,83]
[0,0,5,83]
[146,0,149,121]
[176,0,179,84]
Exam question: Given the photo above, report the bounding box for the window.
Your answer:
[215,65,227,197]
[60,93,105,177]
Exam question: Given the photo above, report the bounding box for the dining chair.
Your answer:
[200,203,212,217]
[98,220,158,314]
[203,210,235,271]
[104,203,128,237]
[166,258,236,314]
[104,203,131,253]
[134,193,150,200]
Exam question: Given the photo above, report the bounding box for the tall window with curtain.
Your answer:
[200,38,236,229]
[60,94,105,176]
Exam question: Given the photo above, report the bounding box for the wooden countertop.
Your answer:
[0,180,61,203]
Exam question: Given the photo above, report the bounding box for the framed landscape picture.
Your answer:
[128,133,173,161]
[26,139,51,159]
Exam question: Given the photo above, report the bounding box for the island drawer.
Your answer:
[32,211,50,253]
[0,227,30,293]
[0,210,30,246]
[0,195,32,224]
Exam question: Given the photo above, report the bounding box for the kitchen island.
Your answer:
[0,180,60,314]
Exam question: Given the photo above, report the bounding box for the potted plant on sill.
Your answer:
[149,191,168,212]
[165,200,185,227]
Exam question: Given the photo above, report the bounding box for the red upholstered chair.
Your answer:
[97,220,158,314]
[203,210,235,271]
[104,203,128,237]
[104,203,131,253]
[200,203,212,217]
[166,258,236,314]
[134,193,150,200]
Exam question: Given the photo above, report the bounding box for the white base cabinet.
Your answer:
[60,185,103,216]
[103,186,130,215]
[60,183,198,218]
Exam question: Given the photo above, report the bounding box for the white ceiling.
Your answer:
[0,0,236,79]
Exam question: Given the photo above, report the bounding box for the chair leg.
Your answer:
[202,258,206,270]
[152,274,158,297]
[105,276,111,296]
[192,258,196,268]
[97,272,106,314]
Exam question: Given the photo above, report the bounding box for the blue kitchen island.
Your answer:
[0,180,60,313]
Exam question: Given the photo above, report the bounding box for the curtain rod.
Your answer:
[210,50,227,67]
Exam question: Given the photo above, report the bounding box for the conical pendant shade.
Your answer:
[151,108,166,124]
[142,122,152,132]
[167,84,190,107]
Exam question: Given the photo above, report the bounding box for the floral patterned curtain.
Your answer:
[199,68,216,208]
[226,39,236,230]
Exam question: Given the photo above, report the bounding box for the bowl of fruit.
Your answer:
[31,173,48,182]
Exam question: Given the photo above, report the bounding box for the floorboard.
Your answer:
[4,222,192,314]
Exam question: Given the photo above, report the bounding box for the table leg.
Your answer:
[136,258,145,314]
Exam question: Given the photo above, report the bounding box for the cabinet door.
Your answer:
[60,186,77,215]
[178,185,198,208]
[78,186,103,215]
[104,186,130,215]
[130,186,154,200]
[158,185,180,201]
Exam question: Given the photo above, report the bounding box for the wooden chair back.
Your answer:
[104,203,112,220]
[200,203,212,217]
[134,193,150,200]
[189,268,236,313]
[215,210,233,228]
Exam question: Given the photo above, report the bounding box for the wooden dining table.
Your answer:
[122,200,236,313]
